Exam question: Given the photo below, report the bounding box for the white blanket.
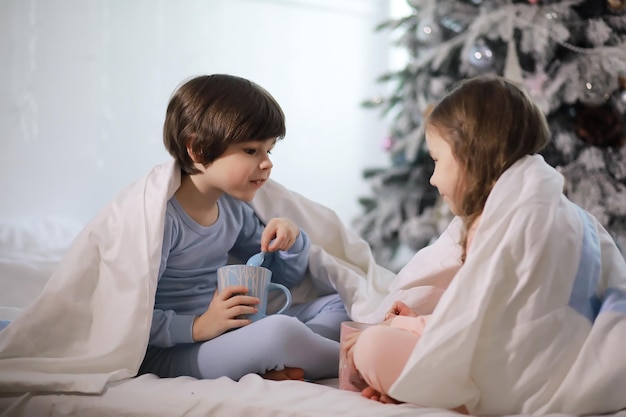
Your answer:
[0,159,394,394]
[385,155,626,416]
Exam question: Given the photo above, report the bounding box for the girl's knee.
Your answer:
[353,325,417,394]
[353,326,389,368]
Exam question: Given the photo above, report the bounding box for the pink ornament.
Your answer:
[381,136,393,151]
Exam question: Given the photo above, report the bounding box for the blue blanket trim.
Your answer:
[568,206,626,321]
[599,287,626,315]
[568,206,601,322]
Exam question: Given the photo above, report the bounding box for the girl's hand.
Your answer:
[261,217,301,252]
[384,300,418,320]
[192,286,260,342]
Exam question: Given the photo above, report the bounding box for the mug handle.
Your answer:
[268,283,292,314]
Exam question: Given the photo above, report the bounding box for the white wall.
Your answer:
[0,0,391,227]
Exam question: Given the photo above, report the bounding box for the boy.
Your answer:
[139,74,349,382]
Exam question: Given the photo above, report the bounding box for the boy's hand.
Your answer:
[261,217,301,252]
[192,286,259,342]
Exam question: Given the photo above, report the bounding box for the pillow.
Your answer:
[0,216,83,262]
[0,216,83,315]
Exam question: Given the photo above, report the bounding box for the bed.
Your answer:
[1,159,626,417]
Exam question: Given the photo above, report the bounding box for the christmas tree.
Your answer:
[354,0,626,271]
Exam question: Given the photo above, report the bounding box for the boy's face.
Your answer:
[425,125,463,216]
[197,137,276,202]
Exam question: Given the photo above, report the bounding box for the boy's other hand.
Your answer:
[261,217,301,252]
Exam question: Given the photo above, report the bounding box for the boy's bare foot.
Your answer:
[261,367,305,381]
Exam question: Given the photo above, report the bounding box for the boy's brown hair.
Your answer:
[163,74,286,174]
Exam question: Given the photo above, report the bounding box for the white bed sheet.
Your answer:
[0,375,440,417]
[3,375,626,417]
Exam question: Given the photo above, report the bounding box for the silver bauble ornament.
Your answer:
[416,17,443,45]
[467,40,494,70]
[579,73,616,106]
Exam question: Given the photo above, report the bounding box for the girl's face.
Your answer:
[425,125,463,215]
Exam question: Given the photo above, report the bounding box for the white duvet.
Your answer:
[383,155,626,415]
[0,159,394,394]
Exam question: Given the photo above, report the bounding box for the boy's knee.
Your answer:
[256,315,308,340]
[259,313,300,329]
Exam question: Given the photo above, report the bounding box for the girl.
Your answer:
[342,75,626,414]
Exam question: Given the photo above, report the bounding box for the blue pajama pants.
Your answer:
[139,293,349,381]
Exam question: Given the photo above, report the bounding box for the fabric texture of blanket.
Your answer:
[384,155,626,416]
[0,159,394,394]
